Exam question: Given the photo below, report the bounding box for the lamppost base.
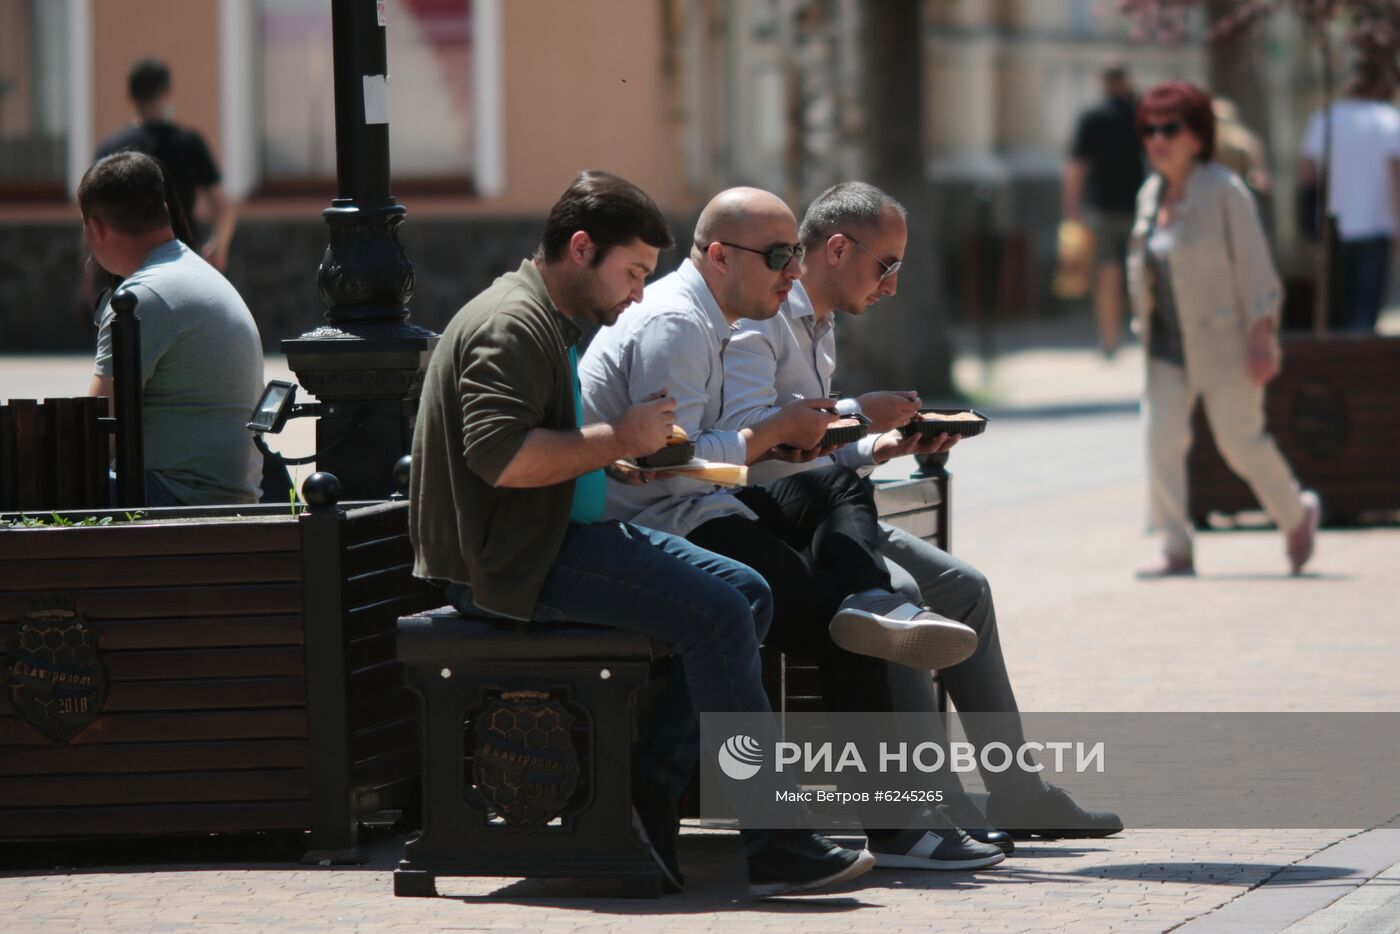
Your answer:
[283,322,438,501]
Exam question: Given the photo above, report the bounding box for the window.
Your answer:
[256,0,476,193]
[0,0,69,194]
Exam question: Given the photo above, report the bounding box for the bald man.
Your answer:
[580,187,986,867]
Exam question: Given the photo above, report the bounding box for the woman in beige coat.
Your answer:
[1126,81,1319,576]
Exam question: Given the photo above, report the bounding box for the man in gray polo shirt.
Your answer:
[81,151,263,505]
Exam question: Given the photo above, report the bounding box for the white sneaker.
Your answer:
[828,592,977,670]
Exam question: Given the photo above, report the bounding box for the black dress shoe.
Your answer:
[984,784,1123,839]
[941,795,1015,855]
[631,770,684,892]
[747,830,874,897]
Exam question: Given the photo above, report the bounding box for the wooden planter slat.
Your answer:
[344,534,414,578]
[348,659,403,700]
[346,610,417,656]
[0,406,15,506]
[347,630,399,673]
[346,610,401,646]
[0,739,309,777]
[344,563,416,609]
[9,400,44,508]
[0,676,305,715]
[347,688,417,733]
[0,584,304,620]
[101,677,305,712]
[3,553,302,590]
[353,747,420,794]
[343,502,415,539]
[0,521,299,561]
[93,646,306,681]
[0,709,308,747]
[351,716,419,762]
[81,397,106,507]
[1,769,309,808]
[92,614,305,651]
[50,398,81,507]
[0,801,310,838]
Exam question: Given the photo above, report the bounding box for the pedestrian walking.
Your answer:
[1064,64,1146,357]
[1128,81,1319,577]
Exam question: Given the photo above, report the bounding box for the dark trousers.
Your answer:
[1337,236,1391,332]
[688,465,898,716]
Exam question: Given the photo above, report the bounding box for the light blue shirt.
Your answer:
[720,280,880,484]
[578,260,756,537]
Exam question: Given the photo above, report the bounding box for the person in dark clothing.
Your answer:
[95,59,237,270]
[1064,64,1146,357]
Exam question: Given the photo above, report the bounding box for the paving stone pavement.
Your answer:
[2,346,1397,932]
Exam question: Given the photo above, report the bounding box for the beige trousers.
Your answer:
[1145,359,1305,559]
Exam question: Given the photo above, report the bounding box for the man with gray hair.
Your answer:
[721,181,1123,864]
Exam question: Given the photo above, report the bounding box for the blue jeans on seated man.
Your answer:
[445,519,774,813]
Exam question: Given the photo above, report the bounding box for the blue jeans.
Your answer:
[446,519,774,804]
[1338,236,1391,332]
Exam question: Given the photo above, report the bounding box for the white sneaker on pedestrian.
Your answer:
[828,592,977,670]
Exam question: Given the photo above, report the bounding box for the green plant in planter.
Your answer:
[6,511,142,529]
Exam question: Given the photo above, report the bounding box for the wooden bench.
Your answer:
[392,467,952,897]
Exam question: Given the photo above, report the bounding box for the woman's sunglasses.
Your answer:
[1141,119,1184,140]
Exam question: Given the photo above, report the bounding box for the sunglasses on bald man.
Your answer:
[700,240,806,271]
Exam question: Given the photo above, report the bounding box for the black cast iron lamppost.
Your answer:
[281,0,438,500]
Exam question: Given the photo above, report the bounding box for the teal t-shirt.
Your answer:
[568,345,606,523]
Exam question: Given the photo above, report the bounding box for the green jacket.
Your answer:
[410,260,583,620]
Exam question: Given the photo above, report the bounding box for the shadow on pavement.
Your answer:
[1066,861,1356,885]
[1193,572,1352,582]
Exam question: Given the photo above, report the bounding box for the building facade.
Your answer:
[0,0,1320,366]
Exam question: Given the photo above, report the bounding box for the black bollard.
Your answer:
[110,288,145,508]
[390,454,411,501]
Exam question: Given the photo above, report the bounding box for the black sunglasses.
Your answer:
[1141,119,1184,140]
[706,240,805,271]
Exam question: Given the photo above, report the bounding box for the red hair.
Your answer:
[1137,80,1216,163]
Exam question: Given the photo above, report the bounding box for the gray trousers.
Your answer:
[879,521,1042,797]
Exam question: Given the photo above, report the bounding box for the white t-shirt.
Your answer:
[1301,99,1400,240]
